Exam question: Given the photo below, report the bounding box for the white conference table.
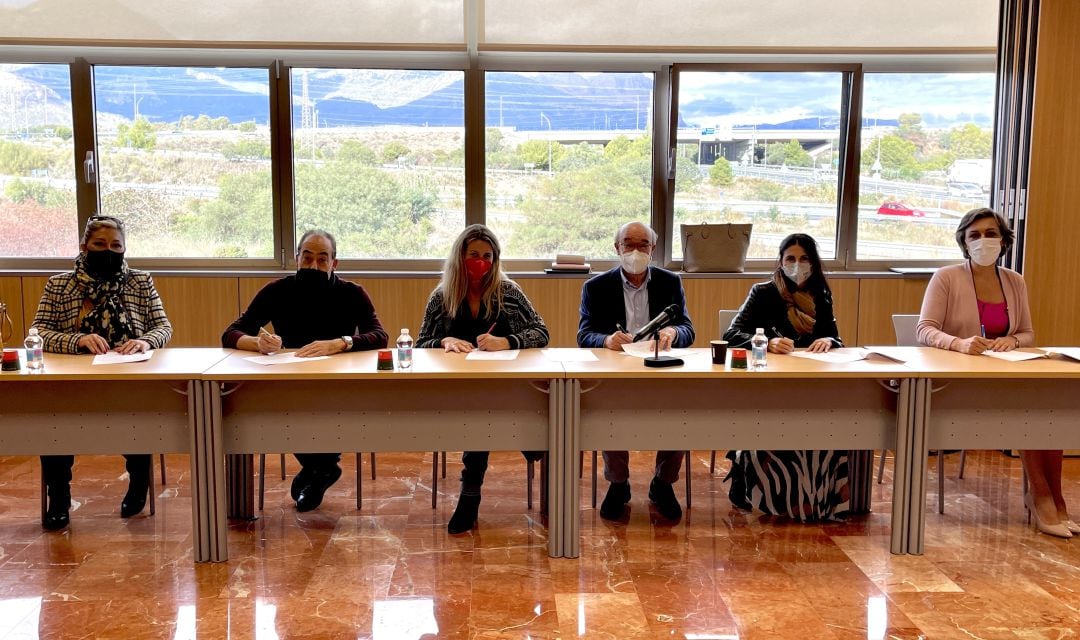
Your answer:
[559,348,919,557]
[199,348,565,561]
[885,347,1080,554]
[0,348,232,563]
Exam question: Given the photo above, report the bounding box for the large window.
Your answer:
[485,72,654,259]
[291,68,465,259]
[857,73,996,260]
[672,70,846,261]
[0,63,78,258]
[94,65,274,258]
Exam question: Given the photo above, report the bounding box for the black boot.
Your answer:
[724,451,753,511]
[448,493,481,534]
[44,483,71,531]
[121,456,151,518]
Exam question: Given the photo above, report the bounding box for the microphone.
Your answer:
[632,304,680,342]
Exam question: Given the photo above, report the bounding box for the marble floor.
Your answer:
[0,450,1078,639]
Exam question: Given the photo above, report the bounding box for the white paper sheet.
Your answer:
[982,350,1048,362]
[244,353,330,366]
[788,349,870,364]
[464,350,520,361]
[860,346,909,363]
[1043,347,1080,362]
[620,342,692,359]
[92,351,154,365]
[541,348,599,362]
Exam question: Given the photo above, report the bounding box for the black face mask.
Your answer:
[295,268,332,287]
[85,249,125,279]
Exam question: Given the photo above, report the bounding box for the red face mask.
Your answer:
[464,257,493,282]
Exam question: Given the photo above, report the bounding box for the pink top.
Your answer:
[977,300,1009,339]
[917,262,1035,350]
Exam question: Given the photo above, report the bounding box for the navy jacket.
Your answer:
[577,266,695,348]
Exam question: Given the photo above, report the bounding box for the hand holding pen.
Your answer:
[477,321,510,352]
[605,322,633,352]
[768,326,795,354]
[257,326,282,354]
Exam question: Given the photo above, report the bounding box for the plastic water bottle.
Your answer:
[396,328,413,370]
[750,328,768,370]
[24,327,44,371]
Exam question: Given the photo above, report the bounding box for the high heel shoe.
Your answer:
[43,484,71,531]
[121,463,151,518]
[1024,492,1072,539]
[1060,518,1080,535]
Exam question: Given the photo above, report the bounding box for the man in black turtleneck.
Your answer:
[222,229,388,512]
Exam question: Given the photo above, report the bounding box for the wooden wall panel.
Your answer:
[516,278,584,347]
[0,277,25,347]
[856,278,931,346]
[354,277,439,345]
[153,277,240,347]
[830,279,860,346]
[10,274,939,352]
[19,277,49,331]
[1023,0,1080,345]
[681,278,757,346]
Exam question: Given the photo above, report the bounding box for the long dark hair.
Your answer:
[775,233,830,295]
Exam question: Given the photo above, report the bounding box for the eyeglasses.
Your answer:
[618,241,654,252]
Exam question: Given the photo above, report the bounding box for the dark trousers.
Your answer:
[460,450,545,495]
[602,450,683,484]
[294,452,341,475]
[40,454,151,488]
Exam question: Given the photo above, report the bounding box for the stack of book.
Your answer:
[545,254,591,274]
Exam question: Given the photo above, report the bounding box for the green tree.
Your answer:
[238,121,257,133]
[53,125,73,141]
[116,117,157,151]
[0,141,48,175]
[485,128,504,153]
[381,141,411,164]
[508,158,649,257]
[556,142,605,171]
[945,123,992,159]
[337,140,378,165]
[517,139,566,171]
[862,135,921,180]
[710,157,734,186]
[897,113,928,151]
[5,179,74,208]
[221,139,270,160]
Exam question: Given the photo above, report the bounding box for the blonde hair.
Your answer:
[439,224,506,320]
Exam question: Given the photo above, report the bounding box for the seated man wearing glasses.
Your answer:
[576,221,695,522]
[222,230,388,512]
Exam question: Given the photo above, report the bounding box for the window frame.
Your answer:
[0,47,996,274]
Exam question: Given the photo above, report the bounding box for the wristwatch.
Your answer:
[340,335,353,351]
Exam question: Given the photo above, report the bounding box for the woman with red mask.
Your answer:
[417,224,549,533]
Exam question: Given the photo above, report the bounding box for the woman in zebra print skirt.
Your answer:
[721,233,849,520]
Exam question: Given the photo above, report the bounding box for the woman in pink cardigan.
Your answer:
[918,207,1073,538]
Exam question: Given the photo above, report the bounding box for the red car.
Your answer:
[877,202,926,217]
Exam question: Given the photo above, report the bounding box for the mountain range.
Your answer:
[0,65,991,133]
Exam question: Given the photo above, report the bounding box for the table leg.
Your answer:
[547,378,563,558]
[906,378,931,554]
[889,379,914,555]
[563,379,581,559]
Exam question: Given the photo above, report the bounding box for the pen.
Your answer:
[259,327,273,338]
[980,324,986,338]
[616,323,626,334]
[771,326,786,339]
[486,322,497,335]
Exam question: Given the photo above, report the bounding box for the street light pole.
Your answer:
[540,111,552,173]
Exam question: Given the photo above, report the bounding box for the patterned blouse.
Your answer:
[31,270,173,354]
[417,280,549,350]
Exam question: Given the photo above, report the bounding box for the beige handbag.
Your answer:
[681,223,752,273]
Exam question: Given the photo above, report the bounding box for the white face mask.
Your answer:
[619,249,650,275]
[967,238,1002,267]
[782,262,812,285]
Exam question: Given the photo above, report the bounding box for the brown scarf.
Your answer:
[772,272,816,336]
